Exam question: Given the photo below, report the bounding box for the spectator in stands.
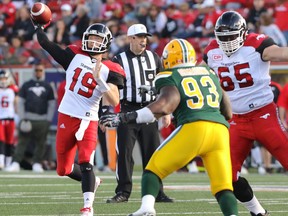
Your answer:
[85,0,102,22]
[247,0,268,33]
[274,0,288,44]
[0,35,9,64]
[5,63,56,173]
[176,1,215,38]
[145,4,167,35]
[161,4,179,38]
[147,32,166,56]
[0,0,16,29]
[68,4,90,42]
[122,3,137,25]
[4,35,31,65]
[259,12,287,47]
[173,2,196,38]
[12,5,35,42]
[135,2,151,25]
[53,19,71,47]
[100,0,123,22]
[60,4,73,26]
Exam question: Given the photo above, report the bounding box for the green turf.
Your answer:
[0,170,288,215]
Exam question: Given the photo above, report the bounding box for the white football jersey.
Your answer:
[205,33,274,114]
[0,87,16,119]
[58,52,109,121]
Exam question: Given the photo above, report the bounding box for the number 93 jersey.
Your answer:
[154,65,228,128]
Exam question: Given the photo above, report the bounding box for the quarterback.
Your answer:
[34,21,125,216]
[100,39,238,216]
[204,11,288,216]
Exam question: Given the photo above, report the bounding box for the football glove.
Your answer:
[138,85,157,97]
[30,15,51,30]
[99,112,137,127]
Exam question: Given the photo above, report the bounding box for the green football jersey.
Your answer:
[154,65,229,128]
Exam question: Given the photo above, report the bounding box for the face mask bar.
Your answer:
[215,30,245,56]
[82,33,108,53]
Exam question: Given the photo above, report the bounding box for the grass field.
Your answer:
[0,170,288,216]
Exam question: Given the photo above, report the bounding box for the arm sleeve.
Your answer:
[36,28,74,70]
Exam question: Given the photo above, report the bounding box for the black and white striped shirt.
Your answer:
[113,49,162,103]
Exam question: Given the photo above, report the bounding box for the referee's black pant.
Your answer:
[115,107,164,197]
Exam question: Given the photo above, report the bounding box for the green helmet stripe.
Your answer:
[178,39,188,63]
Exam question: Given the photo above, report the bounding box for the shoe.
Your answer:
[4,161,20,172]
[187,161,199,173]
[80,207,93,216]
[32,163,44,173]
[128,208,156,216]
[94,176,101,192]
[241,166,249,175]
[258,166,266,175]
[155,193,173,203]
[106,192,129,203]
[250,210,270,216]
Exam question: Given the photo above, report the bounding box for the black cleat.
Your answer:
[250,210,270,216]
[155,193,173,203]
[106,192,129,203]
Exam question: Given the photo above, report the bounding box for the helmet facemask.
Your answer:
[82,24,112,54]
[214,11,248,56]
[215,28,246,56]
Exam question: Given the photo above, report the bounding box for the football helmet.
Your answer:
[162,39,196,69]
[82,23,113,54]
[214,11,248,56]
[0,69,9,88]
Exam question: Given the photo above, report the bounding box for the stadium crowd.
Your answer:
[0,0,288,67]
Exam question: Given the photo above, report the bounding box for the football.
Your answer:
[30,2,52,25]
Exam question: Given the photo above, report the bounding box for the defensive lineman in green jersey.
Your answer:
[100,39,238,216]
[155,65,229,128]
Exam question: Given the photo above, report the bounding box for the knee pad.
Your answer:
[233,176,254,202]
[80,162,93,173]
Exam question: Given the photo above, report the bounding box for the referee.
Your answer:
[106,24,173,203]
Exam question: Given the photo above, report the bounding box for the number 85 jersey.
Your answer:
[203,33,276,114]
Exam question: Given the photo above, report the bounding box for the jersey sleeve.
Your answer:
[154,71,174,93]
[36,28,75,70]
[102,60,126,89]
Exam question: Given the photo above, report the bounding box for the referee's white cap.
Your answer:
[127,24,152,37]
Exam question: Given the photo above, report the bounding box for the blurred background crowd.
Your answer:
[0,0,288,67]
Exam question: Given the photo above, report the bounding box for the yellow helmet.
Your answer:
[162,39,196,69]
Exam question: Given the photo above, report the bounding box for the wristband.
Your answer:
[95,77,111,93]
[135,107,156,124]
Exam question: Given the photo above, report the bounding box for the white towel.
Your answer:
[75,119,90,141]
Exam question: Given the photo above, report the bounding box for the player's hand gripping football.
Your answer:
[30,15,51,30]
